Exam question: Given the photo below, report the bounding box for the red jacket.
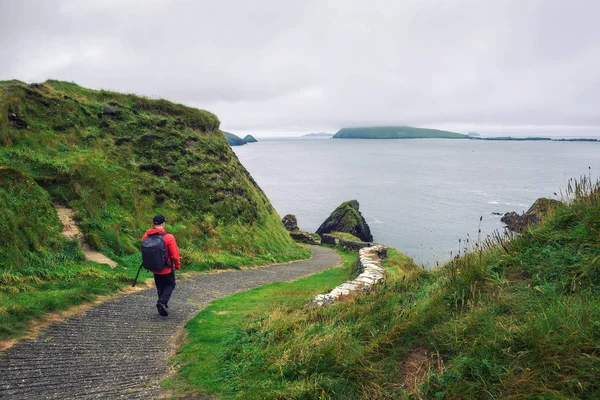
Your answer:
[141,227,181,275]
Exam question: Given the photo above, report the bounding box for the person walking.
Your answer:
[141,214,180,316]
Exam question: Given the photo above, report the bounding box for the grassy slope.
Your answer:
[165,249,357,398]
[173,178,600,399]
[329,231,362,242]
[333,126,467,139]
[0,80,307,340]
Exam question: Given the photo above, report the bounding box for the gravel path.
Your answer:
[0,245,341,399]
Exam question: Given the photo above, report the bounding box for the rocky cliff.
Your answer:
[316,200,373,242]
[501,197,562,233]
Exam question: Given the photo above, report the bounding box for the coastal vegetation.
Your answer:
[328,231,362,242]
[333,126,467,139]
[170,176,600,399]
[0,80,307,341]
[164,248,358,398]
[3,80,599,398]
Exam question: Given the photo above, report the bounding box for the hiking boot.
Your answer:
[156,303,168,317]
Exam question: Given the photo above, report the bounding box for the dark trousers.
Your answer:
[154,270,176,305]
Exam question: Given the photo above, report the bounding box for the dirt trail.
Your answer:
[55,205,117,268]
[0,245,342,399]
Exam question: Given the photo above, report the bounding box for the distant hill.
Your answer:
[470,136,599,142]
[222,131,247,146]
[244,135,258,143]
[302,132,333,138]
[333,126,467,139]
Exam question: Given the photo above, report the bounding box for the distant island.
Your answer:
[332,126,467,139]
[222,131,258,146]
[302,132,333,138]
[470,136,599,142]
[330,127,599,142]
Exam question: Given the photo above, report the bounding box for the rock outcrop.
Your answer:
[501,197,562,233]
[321,233,373,251]
[308,245,387,307]
[316,200,373,242]
[282,214,320,244]
[244,135,258,143]
[281,214,299,231]
[8,112,27,129]
[289,230,321,244]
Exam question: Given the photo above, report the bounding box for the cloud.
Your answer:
[1,0,599,136]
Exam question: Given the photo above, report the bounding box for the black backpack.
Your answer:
[141,232,172,271]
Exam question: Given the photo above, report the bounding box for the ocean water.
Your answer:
[232,139,600,266]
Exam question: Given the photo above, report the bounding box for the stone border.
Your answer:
[321,233,374,251]
[308,245,387,307]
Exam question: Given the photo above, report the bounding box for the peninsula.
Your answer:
[332,126,467,139]
[222,131,258,146]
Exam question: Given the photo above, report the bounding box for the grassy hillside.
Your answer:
[333,126,467,139]
[172,176,600,398]
[0,80,307,340]
[165,249,358,398]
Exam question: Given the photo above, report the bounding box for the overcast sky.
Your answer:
[1,0,599,137]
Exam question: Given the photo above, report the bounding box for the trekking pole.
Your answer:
[132,262,144,287]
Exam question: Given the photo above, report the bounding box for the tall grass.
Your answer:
[164,249,358,399]
[171,176,600,399]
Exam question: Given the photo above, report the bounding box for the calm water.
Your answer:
[233,139,600,266]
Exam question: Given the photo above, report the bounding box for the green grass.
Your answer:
[170,176,600,399]
[329,231,362,242]
[164,249,357,399]
[0,80,308,341]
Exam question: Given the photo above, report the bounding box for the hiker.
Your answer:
[141,214,180,316]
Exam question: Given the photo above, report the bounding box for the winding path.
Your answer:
[0,245,341,399]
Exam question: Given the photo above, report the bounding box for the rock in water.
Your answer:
[501,197,562,233]
[282,214,299,231]
[316,200,373,242]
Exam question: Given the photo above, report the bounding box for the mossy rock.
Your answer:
[282,214,298,231]
[501,197,563,233]
[329,231,362,242]
[316,200,373,242]
[289,230,321,244]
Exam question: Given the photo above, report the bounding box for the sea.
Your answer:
[232,138,600,267]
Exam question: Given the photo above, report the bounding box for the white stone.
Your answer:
[308,245,388,307]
